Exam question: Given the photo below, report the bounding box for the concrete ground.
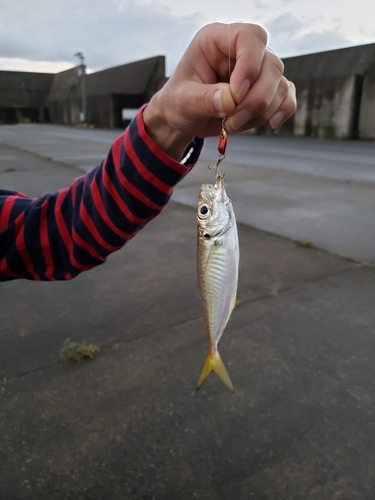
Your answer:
[1,125,375,499]
[176,134,375,265]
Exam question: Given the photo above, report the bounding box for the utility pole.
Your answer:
[74,52,86,123]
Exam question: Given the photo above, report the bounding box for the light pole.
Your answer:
[74,52,86,123]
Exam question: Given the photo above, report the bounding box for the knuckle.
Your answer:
[201,87,214,114]
[279,77,290,98]
[289,87,298,114]
[277,58,285,75]
[268,52,284,77]
[251,24,268,46]
[252,92,272,114]
[283,82,298,116]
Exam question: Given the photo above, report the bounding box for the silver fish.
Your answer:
[196,174,239,392]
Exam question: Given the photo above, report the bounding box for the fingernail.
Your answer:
[235,79,251,104]
[214,87,225,115]
[228,109,251,131]
[269,110,285,129]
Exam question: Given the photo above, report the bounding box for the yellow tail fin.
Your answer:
[196,350,234,392]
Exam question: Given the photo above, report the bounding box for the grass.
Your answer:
[293,239,320,249]
[59,338,100,363]
[323,123,336,139]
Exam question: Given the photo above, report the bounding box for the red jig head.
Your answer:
[208,117,229,179]
[218,127,228,156]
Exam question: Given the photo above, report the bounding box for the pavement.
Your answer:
[1,124,375,499]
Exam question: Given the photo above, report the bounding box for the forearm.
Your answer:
[0,109,203,281]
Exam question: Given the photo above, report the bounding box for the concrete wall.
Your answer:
[288,73,375,140]
[86,95,112,129]
[1,49,374,136]
[359,64,375,139]
[46,67,81,125]
[142,57,166,101]
[47,97,81,125]
[0,71,54,123]
[279,76,355,139]
[0,71,54,107]
[46,57,166,128]
[283,73,363,139]
[293,88,308,136]
[282,44,375,140]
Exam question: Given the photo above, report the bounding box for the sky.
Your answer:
[0,0,375,75]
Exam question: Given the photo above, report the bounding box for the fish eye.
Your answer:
[198,204,210,219]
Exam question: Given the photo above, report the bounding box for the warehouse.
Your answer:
[282,43,375,139]
[0,56,166,129]
[1,44,375,138]
[0,71,54,124]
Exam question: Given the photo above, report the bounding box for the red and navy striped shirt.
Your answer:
[0,109,203,281]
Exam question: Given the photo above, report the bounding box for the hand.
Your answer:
[143,22,297,160]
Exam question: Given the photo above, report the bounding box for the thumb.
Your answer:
[213,83,237,117]
[180,81,236,119]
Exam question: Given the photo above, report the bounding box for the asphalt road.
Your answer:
[202,134,375,182]
[2,123,374,262]
[177,134,375,264]
[2,123,375,181]
[1,125,375,499]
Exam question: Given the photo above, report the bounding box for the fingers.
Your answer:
[228,24,269,103]
[268,81,297,129]
[228,80,297,133]
[194,23,268,93]
[152,21,297,142]
[192,23,295,133]
[227,48,295,133]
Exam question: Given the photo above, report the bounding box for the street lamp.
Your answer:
[74,52,86,123]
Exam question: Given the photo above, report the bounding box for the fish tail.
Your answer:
[196,349,234,392]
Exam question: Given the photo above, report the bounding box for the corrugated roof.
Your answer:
[283,43,375,81]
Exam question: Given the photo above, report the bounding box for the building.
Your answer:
[0,71,54,124]
[282,43,375,139]
[1,44,375,138]
[0,56,166,129]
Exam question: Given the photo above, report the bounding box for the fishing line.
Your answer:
[228,2,231,80]
[227,0,232,81]
[208,0,234,178]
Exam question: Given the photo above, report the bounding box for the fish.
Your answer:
[196,174,239,392]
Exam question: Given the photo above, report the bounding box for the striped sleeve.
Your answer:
[0,108,204,281]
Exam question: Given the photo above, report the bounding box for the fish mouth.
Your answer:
[214,176,226,202]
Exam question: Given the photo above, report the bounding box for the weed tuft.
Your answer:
[293,239,319,249]
[60,338,100,363]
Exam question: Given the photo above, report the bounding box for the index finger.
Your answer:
[228,23,268,104]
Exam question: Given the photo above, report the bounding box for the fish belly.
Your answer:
[199,226,239,347]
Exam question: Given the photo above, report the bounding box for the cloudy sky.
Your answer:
[1,0,374,75]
